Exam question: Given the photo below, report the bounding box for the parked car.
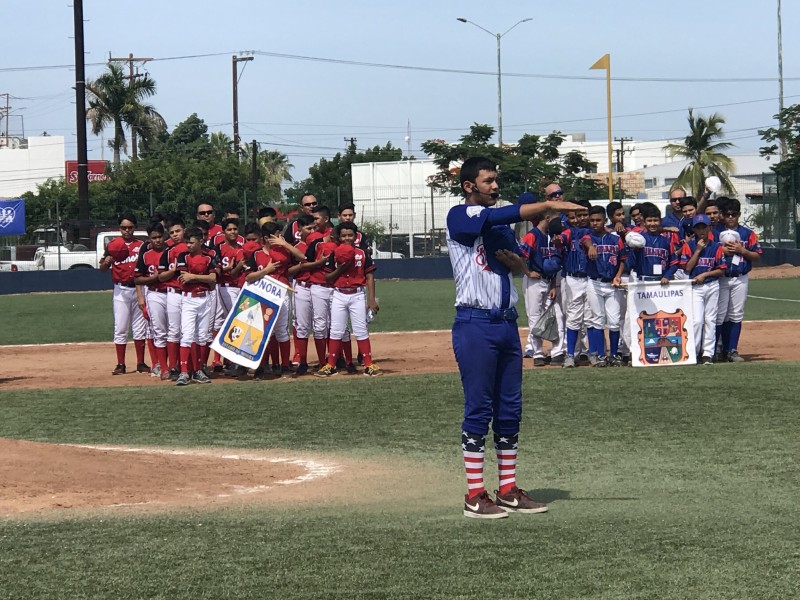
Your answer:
[372,250,405,259]
[0,231,148,271]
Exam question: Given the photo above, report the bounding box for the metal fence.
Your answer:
[749,170,799,249]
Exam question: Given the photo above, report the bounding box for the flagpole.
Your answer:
[590,54,613,200]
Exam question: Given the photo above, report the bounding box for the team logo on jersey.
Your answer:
[637,309,689,365]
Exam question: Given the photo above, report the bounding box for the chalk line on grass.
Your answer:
[747,294,800,303]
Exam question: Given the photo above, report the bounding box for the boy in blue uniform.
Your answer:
[583,206,627,366]
[716,198,762,362]
[680,214,727,364]
[559,200,593,367]
[626,202,681,283]
[447,156,581,519]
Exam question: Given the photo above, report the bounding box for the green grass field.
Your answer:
[0,277,798,345]
[0,365,798,599]
[0,279,798,598]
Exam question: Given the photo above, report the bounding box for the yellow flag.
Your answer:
[590,54,610,70]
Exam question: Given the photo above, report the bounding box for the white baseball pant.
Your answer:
[113,283,147,345]
[330,289,369,340]
[166,288,182,343]
[585,279,622,331]
[310,284,333,340]
[272,302,291,343]
[293,283,314,338]
[717,274,748,324]
[180,294,212,347]
[217,285,240,323]
[618,278,631,356]
[692,280,720,358]
[562,274,588,355]
[145,290,168,348]
[523,276,565,359]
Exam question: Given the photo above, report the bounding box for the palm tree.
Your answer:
[241,145,294,201]
[86,64,165,166]
[664,109,736,196]
[209,131,234,158]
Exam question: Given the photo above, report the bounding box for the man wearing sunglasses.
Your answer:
[196,202,222,241]
[284,193,319,244]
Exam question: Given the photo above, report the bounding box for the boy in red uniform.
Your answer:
[245,222,307,378]
[99,212,148,375]
[315,222,381,377]
[174,227,218,386]
[159,217,189,380]
[287,215,320,375]
[211,218,246,371]
[303,207,338,368]
[134,223,169,379]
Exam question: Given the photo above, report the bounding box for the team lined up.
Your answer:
[101,196,381,384]
[519,185,761,367]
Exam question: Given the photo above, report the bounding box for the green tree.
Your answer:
[759,103,800,176]
[240,146,294,203]
[86,64,165,166]
[421,124,605,201]
[664,109,736,196]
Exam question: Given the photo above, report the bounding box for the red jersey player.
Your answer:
[134,222,170,379]
[315,222,381,377]
[99,212,148,375]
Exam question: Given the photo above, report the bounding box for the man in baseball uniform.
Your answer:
[196,202,222,241]
[99,212,148,375]
[447,156,581,520]
[284,193,319,244]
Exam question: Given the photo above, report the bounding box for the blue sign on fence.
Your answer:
[0,198,25,235]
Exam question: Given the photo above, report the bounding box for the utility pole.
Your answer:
[108,53,153,159]
[777,0,787,162]
[614,137,634,172]
[344,137,357,151]
[0,93,9,145]
[251,139,259,207]
[73,0,90,244]
[232,55,254,158]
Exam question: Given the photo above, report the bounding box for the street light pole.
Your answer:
[457,17,532,148]
[232,54,253,159]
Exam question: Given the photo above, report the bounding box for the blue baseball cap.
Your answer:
[518,191,539,205]
[692,214,711,228]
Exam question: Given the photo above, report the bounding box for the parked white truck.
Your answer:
[0,230,147,271]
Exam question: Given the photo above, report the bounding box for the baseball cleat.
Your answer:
[335,356,347,370]
[252,367,266,380]
[701,356,714,365]
[175,372,191,386]
[294,362,309,376]
[563,355,576,368]
[168,368,180,382]
[112,364,126,375]
[727,350,745,363]
[150,364,162,378]
[346,362,358,374]
[315,364,338,377]
[533,357,546,367]
[495,487,549,514]
[609,354,624,367]
[357,352,364,366]
[549,354,565,367]
[136,362,151,373]
[463,491,509,520]
[578,353,590,365]
[588,353,600,367]
[211,363,224,373]
[363,364,381,377]
[523,347,534,359]
[192,370,212,384]
[595,355,608,368]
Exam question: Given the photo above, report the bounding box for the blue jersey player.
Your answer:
[447,157,581,520]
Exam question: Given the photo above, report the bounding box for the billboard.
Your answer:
[64,160,109,184]
[0,198,26,235]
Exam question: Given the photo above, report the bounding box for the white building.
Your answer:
[351,159,461,258]
[559,133,682,172]
[0,136,65,198]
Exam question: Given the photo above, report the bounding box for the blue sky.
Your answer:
[2,1,797,180]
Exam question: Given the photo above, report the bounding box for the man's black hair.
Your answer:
[640,202,661,219]
[118,212,137,226]
[606,201,623,219]
[459,157,497,190]
[146,222,165,236]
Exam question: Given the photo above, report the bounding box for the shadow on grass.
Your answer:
[532,489,639,503]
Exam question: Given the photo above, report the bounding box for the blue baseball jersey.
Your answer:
[661,212,681,230]
[626,231,681,278]
[559,226,592,275]
[518,227,561,280]
[446,204,520,310]
[680,237,726,279]
[583,231,626,279]
[720,225,762,276]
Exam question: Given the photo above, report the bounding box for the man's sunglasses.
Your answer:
[548,190,564,198]
[302,202,318,207]
[197,210,214,216]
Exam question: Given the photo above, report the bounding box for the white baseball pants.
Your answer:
[586,279,622,331]
[692,280,720,358]
[330,289,369,341]
[180,295,212,347]
[145,290,168,348]
[113,283,147,344]
[293,284,314,338]
[523,276,565,358]
[166,289,182,344]
[310,284,333,340]
[717,275,748,324]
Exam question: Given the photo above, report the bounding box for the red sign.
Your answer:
[65,160,109,184]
